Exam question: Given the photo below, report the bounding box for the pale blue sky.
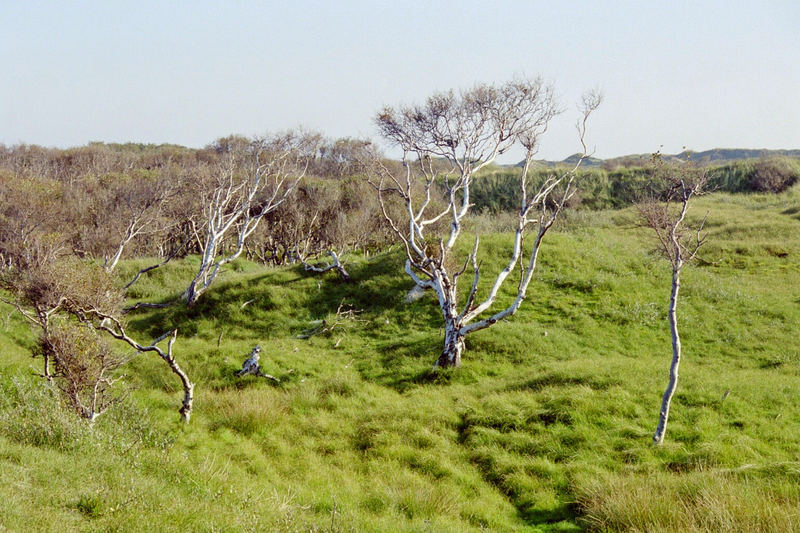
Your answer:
[1,1,798,161]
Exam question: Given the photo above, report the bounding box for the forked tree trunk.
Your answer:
[435,296,464,368]
[653,266,682,445]
[184,279,202,307]
[370,81,599,370]
[436,324,465,368]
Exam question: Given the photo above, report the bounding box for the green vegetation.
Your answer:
[2,185,799,531]
[472,156,800,212]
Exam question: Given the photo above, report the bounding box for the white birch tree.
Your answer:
[100,174,174,273]
[371,79,601,367]
[639,157,709,445]
[183,132,317,306]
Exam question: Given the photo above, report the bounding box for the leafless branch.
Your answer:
[371,80,601,367]
[76,308,194,423]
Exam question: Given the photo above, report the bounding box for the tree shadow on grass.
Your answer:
[124,270,305,340]
[301,250,414,319]
[506,371,621,393]
[128,250,414,341]
[351,334,489,393]
[123,251,473,394]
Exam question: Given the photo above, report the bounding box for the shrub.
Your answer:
[748,157,800,193]
[43,319,127,421]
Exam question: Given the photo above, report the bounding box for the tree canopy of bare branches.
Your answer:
[183,131,320,306]
[371,78,601,367]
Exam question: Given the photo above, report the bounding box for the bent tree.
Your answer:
[371,78,601,367]
[639,158,709,445]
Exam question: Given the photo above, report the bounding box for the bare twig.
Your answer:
[295,301,365,339]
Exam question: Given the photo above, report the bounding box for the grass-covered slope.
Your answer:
[1,187,799,532]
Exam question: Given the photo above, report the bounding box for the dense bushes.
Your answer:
[470,157,800,213]
[3,143,797,263]
[701,158,795,193]
[0,139,395,271]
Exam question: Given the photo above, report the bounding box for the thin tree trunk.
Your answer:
[157,329,194,423]
[42,352,52,381]
[653,266,682,445]
[40,316,54,381]
[91,320,194,423]
[104,242,126,273]
[177,375,194,423]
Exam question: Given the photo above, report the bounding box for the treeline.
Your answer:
[0,138,393,271]
[471,156,800,212]
[3,140,797,272]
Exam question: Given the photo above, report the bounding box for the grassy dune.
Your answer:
[1,187,799,531]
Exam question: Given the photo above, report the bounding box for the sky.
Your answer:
[1,1,798,162]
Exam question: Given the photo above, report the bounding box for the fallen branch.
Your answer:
[295,301,365,339]
[300,251,351,282]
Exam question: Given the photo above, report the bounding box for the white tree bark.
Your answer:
[81,310,194,423]
[300,250,351,282]
[183,134,314,306]
[372,81,601,367]
[653,266,682,445]
[236,345,279,382]
[640,164,709,445]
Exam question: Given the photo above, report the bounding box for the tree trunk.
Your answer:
[653,267,682,445]
[431,278,465,368]
[42,352,52,381]
[335,263,351,283]
[183,280,200,307]
[436,326,464,368]
[179,381,194,423]
[435,308,464,368]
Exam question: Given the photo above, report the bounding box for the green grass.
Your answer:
[1,186,800,531]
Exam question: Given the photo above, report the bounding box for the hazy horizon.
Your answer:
[2,1,798,163]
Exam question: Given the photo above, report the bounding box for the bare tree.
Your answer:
[639,156,709,445]
[91,319,194,423]
[74,301,194,423]
[98,172,176,273]
[183,132,318,306]
[371,78,601,367]
[1,253,193,423]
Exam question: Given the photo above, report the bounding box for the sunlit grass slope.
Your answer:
[1,186,799,531]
